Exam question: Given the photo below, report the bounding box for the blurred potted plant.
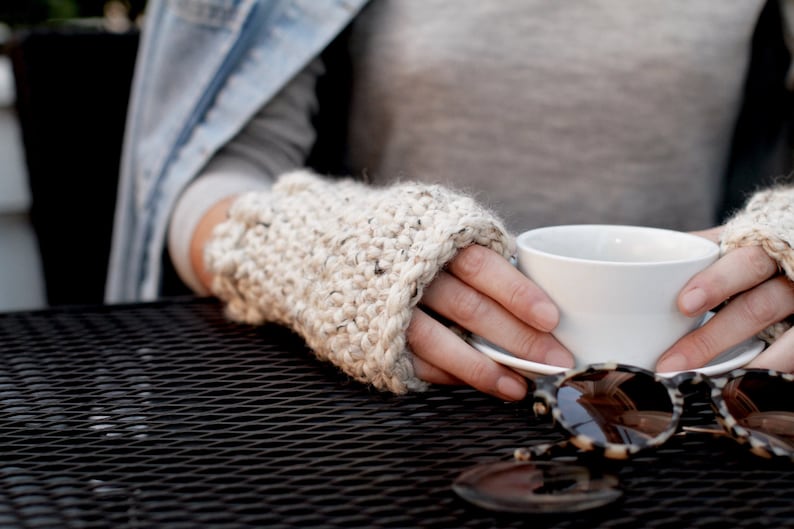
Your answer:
[0,0,146,35]
[2,0,147,306]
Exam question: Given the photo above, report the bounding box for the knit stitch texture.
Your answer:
[721,184,794,343]
[205,171,514,393]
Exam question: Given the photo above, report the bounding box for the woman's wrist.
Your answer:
[190,195,240,293]
[167,162,275,296]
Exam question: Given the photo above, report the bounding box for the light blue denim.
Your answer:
[106,0,369,302]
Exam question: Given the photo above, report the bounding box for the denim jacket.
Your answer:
[105,0,369,302]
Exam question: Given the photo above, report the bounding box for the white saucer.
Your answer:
[468,313,765,379]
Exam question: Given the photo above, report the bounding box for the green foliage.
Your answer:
[0,0,144,28]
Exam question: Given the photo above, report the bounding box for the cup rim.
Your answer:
[516,224,720,267]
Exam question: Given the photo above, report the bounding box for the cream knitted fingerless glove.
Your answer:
[721,184,794,342]
[204,170,514,394]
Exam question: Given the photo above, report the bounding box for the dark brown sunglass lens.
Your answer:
[722,372,794,450]
[557,370,675,447]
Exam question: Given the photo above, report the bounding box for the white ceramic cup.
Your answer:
[516,224,720,370]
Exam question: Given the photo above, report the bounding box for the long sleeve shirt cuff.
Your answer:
[167,160,273,296]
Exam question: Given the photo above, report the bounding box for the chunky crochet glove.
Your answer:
[721,184,794,342]
[204,171,514,394]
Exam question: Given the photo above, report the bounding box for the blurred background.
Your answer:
[0,0,145,311]
[0,0,790,314]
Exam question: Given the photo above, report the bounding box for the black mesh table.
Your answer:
[0,297,792,528]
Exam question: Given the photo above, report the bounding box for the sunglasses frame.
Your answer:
[518,363,794,461]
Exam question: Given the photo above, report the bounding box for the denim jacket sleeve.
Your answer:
[105,0,369,302]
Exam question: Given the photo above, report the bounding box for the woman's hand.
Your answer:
[407,245,574,401]
[656,226,794,373]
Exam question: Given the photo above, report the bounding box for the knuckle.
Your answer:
[513,330,542,359]
[740,289,779,325]
[508,280,535,309]
[463,356,494,385]
[407,311,434,346]
[743,247,776,280]
[449,287,486,322]
[453,246,487,280]
[776,275,794,305]
[684,329,720,365]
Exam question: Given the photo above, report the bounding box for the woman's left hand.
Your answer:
[656,226,794,373]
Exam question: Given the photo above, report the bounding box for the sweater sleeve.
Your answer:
[204,170,515,394]
[167,56,325,294]
[720,183,794,342]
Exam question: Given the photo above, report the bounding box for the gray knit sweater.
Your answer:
[171,1,779,292]
[169,1,794,392]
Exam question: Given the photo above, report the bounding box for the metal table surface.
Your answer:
[0,297,792,529]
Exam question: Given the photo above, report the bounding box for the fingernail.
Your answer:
[497,376,528,401]
[530,301,558,331]
[545,347,574,368]
[681,287,707,315]
[657,353,688,373]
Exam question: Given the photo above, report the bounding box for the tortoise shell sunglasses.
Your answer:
[513,363,794,461]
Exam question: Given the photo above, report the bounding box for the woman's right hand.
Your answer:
[406,245,574,401]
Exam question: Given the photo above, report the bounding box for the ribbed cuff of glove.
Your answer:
[204,170,515,394]
[720,184,794,343]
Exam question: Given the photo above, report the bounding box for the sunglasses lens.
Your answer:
[452,461,622,513]
[557,370,675,448]
[722,372,794,451]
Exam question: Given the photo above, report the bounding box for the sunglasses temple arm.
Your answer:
[514,439,577,461]
[680,425,731,437]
